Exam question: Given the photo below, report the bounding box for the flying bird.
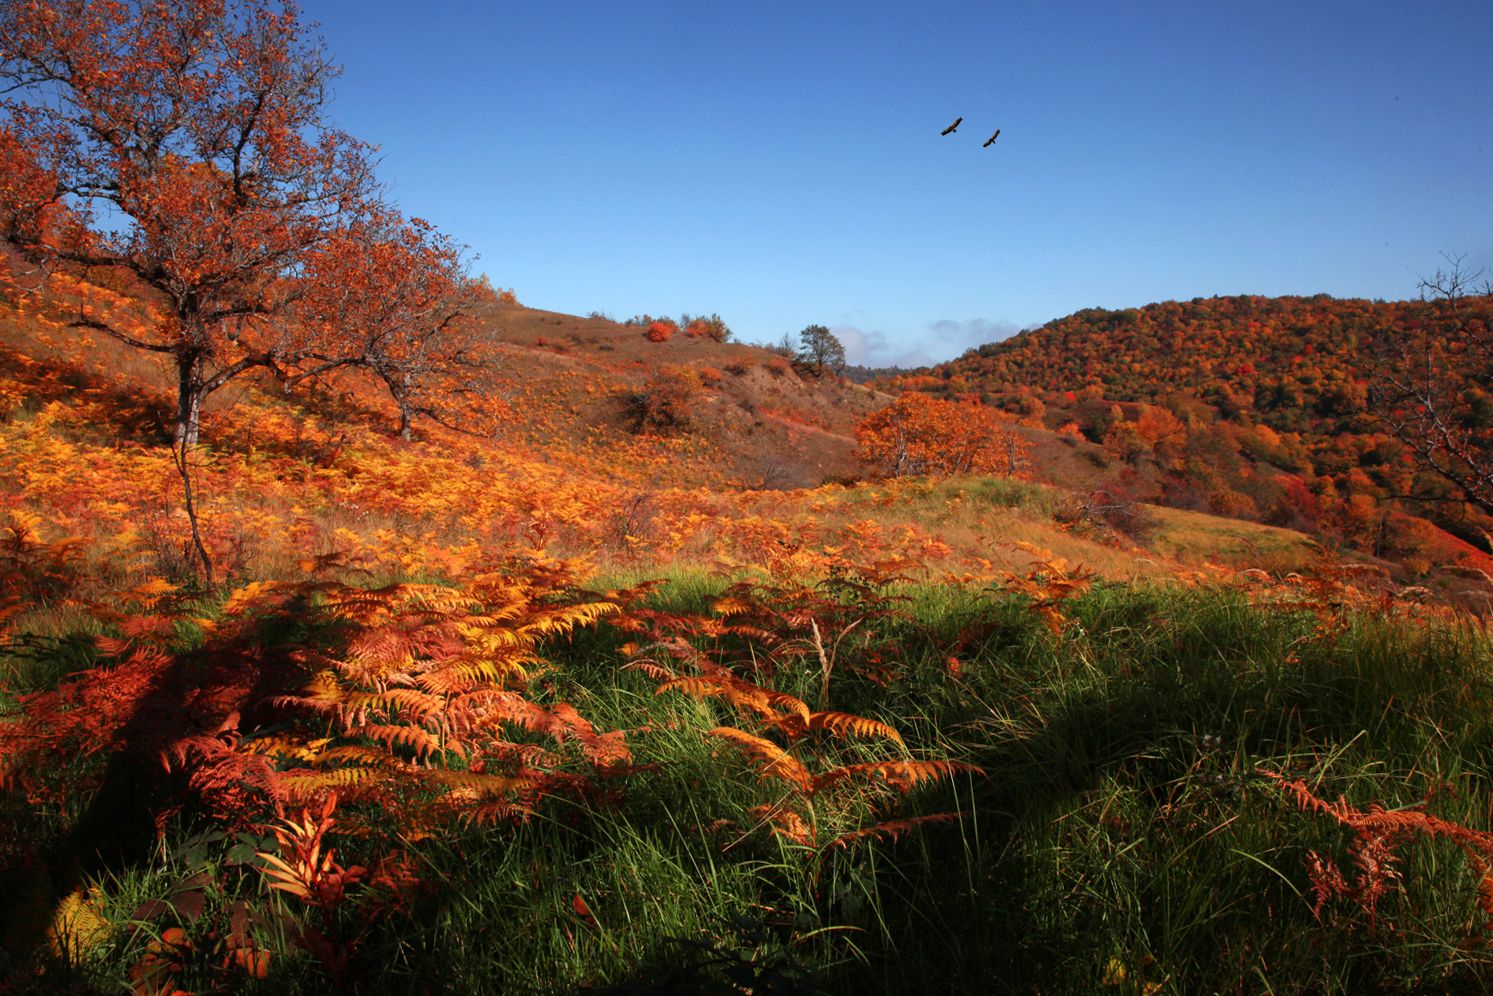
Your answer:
[983,129,1001,147]
[940,116,962,136]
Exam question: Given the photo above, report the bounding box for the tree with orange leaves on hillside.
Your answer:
[286,209,484,440]
[856,392,1031,478]
[0,0,379,448]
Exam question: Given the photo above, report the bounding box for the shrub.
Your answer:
[857,393,1032,478]
[645,321,676,343]
[681,313,732,342]
[625,365,702,432]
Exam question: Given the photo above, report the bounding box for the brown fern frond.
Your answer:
[1262,769,1493,929]
[337,688,446,724]
[656,675,739,700]
[710,595,757,617]
[707,726,812,793]
[827,811,962,849]
[805,711,904,745]
[1470,856,1493,937]
[548,702,632,767]
[1261,770,1493,859]
[425,768,533,796]
[277,767,382,794]
[747,802,815,846]
[239,735,333,763]
[526,600,619,632]
[812,760,983,796]
[656,674,809,727]
[222,580,290,616]
[162,735,283,819]
[622,659,677,682]
[460,800,532,827]
[348,724,447,760]
[308,745,404,769]
[120,577,178,609]
[416,656,533,694]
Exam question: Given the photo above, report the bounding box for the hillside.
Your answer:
[6,262,1493,995]
[885,294,1493,581]
[0,258,1363,590]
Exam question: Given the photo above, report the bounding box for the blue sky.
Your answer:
[310,0,1493,366]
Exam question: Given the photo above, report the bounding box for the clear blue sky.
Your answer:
[310,0,1493,366]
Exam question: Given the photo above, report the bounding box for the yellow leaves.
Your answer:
[222,580,284,616]
[121,576,177,608]
[48,887,112,962]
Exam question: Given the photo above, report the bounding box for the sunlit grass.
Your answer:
[9,577,1490,992]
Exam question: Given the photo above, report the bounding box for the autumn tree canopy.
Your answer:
[289,210,481,439]
[0,0,378,446]
[857,392,1030,479]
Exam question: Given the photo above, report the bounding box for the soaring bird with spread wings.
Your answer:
[983,129,1001,147]
[940,116,962,136]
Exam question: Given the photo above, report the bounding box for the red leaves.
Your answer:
[1263,769,1493,932]
[257,795,366,911]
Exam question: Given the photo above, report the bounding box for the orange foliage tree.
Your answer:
[288,210,482,439]
[857,393,1030,478]
[0,0,378,447]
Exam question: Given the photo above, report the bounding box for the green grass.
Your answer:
[4,579,1493,993]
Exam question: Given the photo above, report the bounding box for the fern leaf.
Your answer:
[707,727,812,793]
[806,711,904,745]
[812,760,982,796]
[348,724,445,760]
[426,769,533,796]
[460,800,533,827]
[710,595,757,617]
[222,580,285,616]
[827,812,962,849]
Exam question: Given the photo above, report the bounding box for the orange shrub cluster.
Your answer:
[857,393,1031,479]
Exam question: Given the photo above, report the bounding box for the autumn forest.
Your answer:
[2,1,1493,993]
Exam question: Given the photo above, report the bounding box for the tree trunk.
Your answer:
[175,352,204,448]
[397,372,413,441]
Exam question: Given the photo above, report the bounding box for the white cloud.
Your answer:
[831,317,1024,369]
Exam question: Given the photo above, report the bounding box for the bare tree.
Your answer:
[1366,253,1493,517]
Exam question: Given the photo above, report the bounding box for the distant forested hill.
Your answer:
[882,294,1493,566]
